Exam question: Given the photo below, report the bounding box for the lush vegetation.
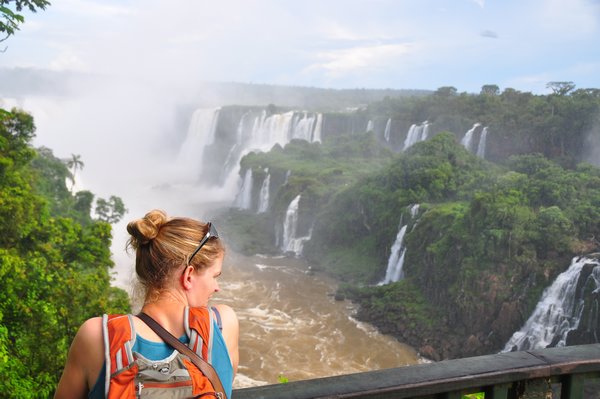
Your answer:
[222,85,600,360]
[0,108,130,397]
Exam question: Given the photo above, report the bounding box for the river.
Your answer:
[211,251,420,388]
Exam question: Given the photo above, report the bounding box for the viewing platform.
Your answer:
[233,344,600,399]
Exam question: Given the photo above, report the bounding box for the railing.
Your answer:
[233,343,600,399]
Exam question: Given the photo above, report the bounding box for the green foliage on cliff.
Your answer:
[0,108,130,397]
[368,85,600,163]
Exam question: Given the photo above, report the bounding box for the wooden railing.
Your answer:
[233,343,600,399]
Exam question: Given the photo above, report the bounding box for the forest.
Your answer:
[218,84,600,360]
[0,108,130,396]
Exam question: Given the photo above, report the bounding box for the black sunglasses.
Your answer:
[187,222,219,264]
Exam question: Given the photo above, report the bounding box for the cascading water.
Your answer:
[366,120,374,132]
[313,114,323,143]
[461,123,480,152]
[476,127,488,159]
[281,194,312,256]
[177,108,220,174]
[379,204,420,284]
[257,169,270,213]
[402,122,430,151]
[235,169,253,210]
[384,118,392,142]
[503,256,600,352]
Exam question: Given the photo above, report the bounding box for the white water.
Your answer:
[281,194,312,255]
[235,169,253,210]
[503,256,600,352]
[313,113,323,143]
[476,127,488,158]
[384,118,392,142]
[177,108,220,174]
[366,120,374,132]
[461,123,480,152]
[379,204,420,285]
[213,253,419,387]
[402,121,430,151]
[257,170,270,213]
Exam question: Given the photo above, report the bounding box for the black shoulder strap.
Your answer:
[137,312,228,399]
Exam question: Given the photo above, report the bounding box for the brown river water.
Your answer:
[212,251,420,388]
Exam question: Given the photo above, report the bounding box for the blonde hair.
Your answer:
[126,209,224,302]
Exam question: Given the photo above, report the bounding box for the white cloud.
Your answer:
[53,0,136,18]
[304,42,413,78]
[472,0,485,7]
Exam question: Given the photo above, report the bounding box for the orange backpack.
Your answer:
[102,307,219,398]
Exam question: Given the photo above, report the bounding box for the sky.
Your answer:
[1,0,600,285]
[1,0,600,94]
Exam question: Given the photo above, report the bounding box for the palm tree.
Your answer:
[66,154,84,192]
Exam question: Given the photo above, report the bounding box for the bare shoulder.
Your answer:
[213,304,238,323]
[212,304,239,373]
[55,317,105,399]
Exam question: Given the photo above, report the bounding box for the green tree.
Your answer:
[0,0,50,47]
[95,195,127,224]
[0,108,130,396]
[546,81,576,96]
[65,153,84,192]
[480,84,500,96]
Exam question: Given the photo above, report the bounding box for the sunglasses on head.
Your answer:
[187,222,219,264]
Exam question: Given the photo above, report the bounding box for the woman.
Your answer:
[55,209,239,399]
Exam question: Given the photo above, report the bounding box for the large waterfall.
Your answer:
[476,127,488,159]
[403,122,430,151]
[178,107,323,194]
[281,194,312,256]
[177,108,220,174]
[461,123,480,152]
[257,170,271,213]
[503,256,600,352]
[384,118,392,142]
[379,204,420,284]
[235,169,253,210]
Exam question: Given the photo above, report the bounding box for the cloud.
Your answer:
[472,0,485,7]
[480,30,498,38]
[304,42,413,78]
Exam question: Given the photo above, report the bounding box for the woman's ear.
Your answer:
[181,265,195,290]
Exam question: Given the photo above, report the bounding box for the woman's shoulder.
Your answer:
[212,304,238,326]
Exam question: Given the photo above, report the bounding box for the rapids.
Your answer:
[211,252,420,388]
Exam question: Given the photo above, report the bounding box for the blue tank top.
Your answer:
[88,315,233,398]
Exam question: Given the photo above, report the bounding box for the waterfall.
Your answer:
[503,256,600,352]
[476,127,488,158]
[402,122,430,151]
[379,204,420,285]
[292,113,317,142]
[312,113,323,143]
[257,169,270,213]
[177,108,220,171]
[461,123,480,152]
[366,120,374,132]
[281,194,312,256]
[384,118,392,142]
[235,169,253,210]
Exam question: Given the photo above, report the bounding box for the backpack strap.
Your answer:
[102,314,137,398]
[184,306,214,363]
[211,306,223,331]
[138,312,228,399]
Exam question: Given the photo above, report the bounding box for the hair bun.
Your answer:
[127,209,168,246]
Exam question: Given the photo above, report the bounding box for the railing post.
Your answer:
[484,383,510,399]
[560,374,584,399]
